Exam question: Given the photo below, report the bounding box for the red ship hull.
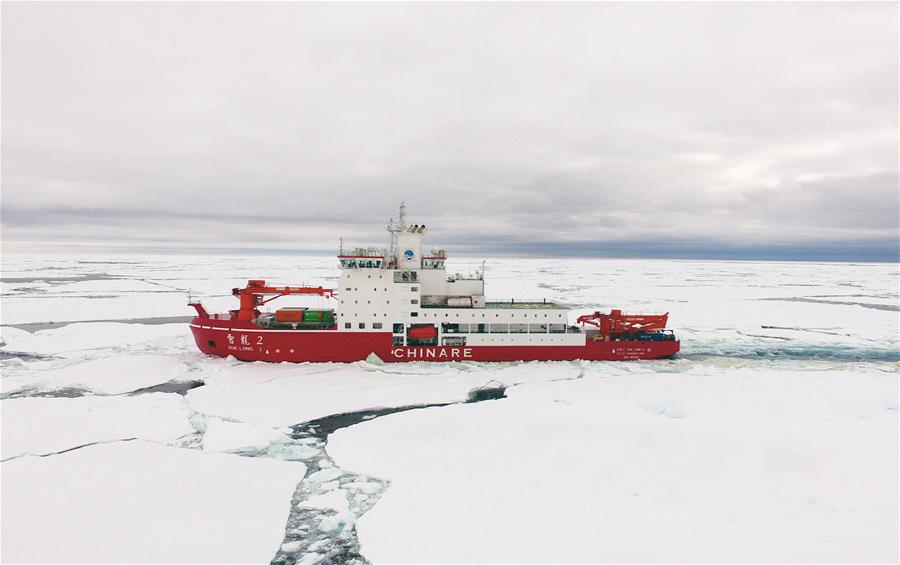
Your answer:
[189,318,680,363]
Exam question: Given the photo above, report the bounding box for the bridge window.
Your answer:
[394,271,418,283]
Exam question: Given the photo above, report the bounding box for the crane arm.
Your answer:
[577,309,669,336]
[233,279,336,321]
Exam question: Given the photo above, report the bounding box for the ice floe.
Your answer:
[1,441,306,563]
[1,393,195,460]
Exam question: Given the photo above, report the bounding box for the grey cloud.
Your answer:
[1,2,897,260]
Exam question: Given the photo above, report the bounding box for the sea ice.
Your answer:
[1,441,306,563]
[0,322,186,357]
[201,419,288,452]
[299,489,350,512]
[1,393,195,460]
[2,354,196,395]
[1,252,897,563]
[329,367,899,563]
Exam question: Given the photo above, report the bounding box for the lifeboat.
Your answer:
[407,325,437,339]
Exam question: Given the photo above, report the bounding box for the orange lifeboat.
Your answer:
[407,325,437,339]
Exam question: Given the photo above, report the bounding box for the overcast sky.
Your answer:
[2,2,897,260]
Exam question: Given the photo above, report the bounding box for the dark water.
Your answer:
[682,347,900,363]
[1,386,90,400]
[128,380,206,396]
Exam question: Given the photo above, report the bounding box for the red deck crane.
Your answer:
[230,279,336,321]
[577,309,669,339]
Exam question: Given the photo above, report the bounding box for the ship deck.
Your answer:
[484,300,567,309]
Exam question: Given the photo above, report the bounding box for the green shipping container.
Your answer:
[303,309,334,323]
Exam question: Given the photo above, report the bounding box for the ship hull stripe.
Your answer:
[188,320,679,362]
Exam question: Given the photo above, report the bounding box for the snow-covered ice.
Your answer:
[1,252,897,563]
[1,353,197,395]
[1,393,195,460]
[201,419,289,452]
[329,367,898,563]
[1,441,306,563]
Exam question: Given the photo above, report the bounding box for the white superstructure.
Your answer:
[336,205,583,348]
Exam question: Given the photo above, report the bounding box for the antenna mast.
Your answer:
[387,202,407,269]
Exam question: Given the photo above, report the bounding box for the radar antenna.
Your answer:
[398,201,407,229]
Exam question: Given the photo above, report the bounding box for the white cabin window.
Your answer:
[373,322,383,329]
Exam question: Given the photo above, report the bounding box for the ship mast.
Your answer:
[387,201,407,269]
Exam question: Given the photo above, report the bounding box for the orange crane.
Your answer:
[232,279,336,321]
[577,309,669,339]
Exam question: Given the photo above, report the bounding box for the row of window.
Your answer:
[340,258,383,269]
[343,286,418,292]
[390,335,575,347]
[341,298,419,306]
[338,306,561,319]
[344,322,385,329]
[342,322,577,334]
[442,323,575,334]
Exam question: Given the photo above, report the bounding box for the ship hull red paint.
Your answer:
[189,319,680,363]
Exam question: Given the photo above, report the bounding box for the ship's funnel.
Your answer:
[418,225,426,233]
